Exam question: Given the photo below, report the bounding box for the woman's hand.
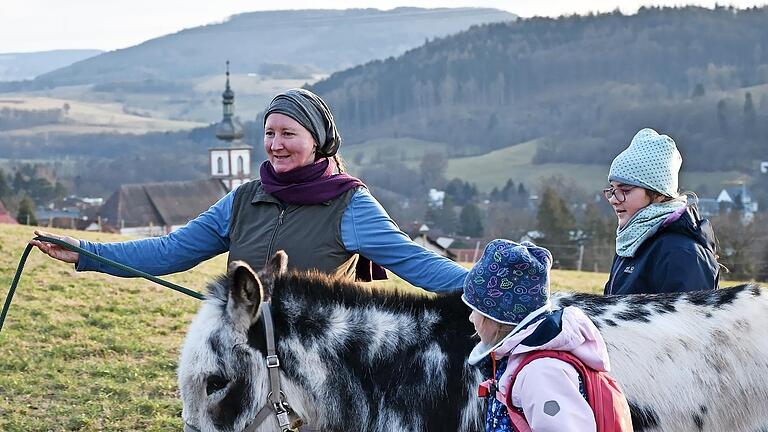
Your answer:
[29,230,81,264]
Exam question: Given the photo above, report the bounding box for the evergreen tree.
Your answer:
[490,186,501,202]
[692,83,705,98]
[537,187,575,267]
[744,92,757,139]
[16,196,37,225]
[0,168,11,199]
[13,171,25,193]
[425,195,457,234]
[518,183,528,198]
[459,204,484,237]
[717,99,729,136]
[582,201,616,272]
[502,179,515,201]
[583,202,614,244]
[515,183,530,206]
[537,187,573,243]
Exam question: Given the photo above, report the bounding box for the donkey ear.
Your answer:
[227,261,264,308]
[268,250,288,276]
[257,251,288,301]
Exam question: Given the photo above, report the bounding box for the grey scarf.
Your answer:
[615,199,687,257]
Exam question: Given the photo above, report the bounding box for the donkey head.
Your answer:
[178,252,288,432]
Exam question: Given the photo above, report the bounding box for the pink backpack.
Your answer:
[479,350,633,432]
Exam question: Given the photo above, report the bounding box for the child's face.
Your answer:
[469,310,504,345]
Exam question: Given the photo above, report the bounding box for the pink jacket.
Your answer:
[483,306,610,432]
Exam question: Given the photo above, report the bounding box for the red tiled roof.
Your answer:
[0,200,17,224]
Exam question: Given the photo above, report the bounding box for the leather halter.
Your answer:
[184,302,303,432]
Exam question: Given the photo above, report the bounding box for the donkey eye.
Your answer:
[206,375,229,395]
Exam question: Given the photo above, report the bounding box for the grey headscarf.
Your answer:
[263,88,342,157]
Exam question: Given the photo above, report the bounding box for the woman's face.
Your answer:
[469,310,503,345]
[606,181,655,229]
[264,113,317,174]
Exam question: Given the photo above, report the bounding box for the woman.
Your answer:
[603,128,719,295]
[32,89,467,293]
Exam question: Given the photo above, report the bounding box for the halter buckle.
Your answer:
[266,354,280,368]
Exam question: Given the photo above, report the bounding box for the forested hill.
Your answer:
[308,6,768,171]
[15,8,513,88]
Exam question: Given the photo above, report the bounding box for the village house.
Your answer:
[697,182,759,224]
[97,179,228,236]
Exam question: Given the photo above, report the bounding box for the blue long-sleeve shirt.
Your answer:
[77,187,468,293]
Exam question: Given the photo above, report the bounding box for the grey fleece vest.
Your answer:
[228,180,359,279]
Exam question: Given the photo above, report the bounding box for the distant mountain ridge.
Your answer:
[23,8,515,88]
[305,6,768,171]
[0,50,102,82]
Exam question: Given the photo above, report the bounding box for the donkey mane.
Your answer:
[206,269,455,314]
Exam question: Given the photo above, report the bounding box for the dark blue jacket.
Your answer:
[604,207,719,295]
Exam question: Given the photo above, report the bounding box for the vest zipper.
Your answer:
[265,207,286,267]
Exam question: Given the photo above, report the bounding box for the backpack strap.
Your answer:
[502,350,589,432]
[477,352,533,432]
[506,409,532,432]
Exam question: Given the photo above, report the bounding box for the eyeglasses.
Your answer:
[602,186,637,203]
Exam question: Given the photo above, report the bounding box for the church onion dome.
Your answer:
[222,83,235,101]
[215,60,244,142]
[216,117,244,141]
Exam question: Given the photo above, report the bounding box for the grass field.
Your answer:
[0,96,205,135]
[0,224,701,430]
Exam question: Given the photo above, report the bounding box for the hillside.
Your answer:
[29,8,514,86]
[0,8,513,122]
[0,224,606,430]
[308,6,768,172]
[441,139,746,194]
[345,137,746,194]
[0,49,102,82]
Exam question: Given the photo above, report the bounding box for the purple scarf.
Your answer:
[260,158,364,205]
[259,158,386,281]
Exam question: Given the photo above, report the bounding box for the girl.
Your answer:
[604,128,719,295]
[463,239,629,432]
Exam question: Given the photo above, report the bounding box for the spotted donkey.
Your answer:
[179,254,768,432]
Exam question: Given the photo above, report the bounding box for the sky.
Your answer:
[1,0,767,53]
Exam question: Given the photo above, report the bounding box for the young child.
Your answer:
[463,239,623,432]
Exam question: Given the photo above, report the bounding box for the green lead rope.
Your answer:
[1,235,205,334]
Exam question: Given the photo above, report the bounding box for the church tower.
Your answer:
[209,61,252,190]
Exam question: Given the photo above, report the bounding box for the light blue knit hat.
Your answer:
[608,128,682,197]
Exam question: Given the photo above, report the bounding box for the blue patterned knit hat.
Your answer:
[609,128,682,197]
[462,239,552,325]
